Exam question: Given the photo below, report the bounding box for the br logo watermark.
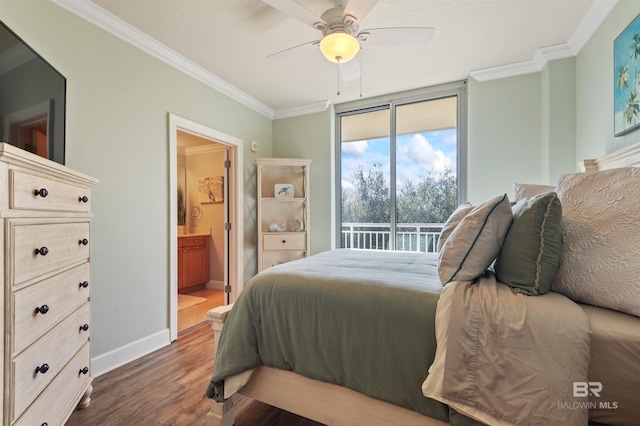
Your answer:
[573,381,602,397]
[558,382,618,410]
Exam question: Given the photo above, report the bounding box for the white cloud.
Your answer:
[397,134,452,176]
[342,140,368,155]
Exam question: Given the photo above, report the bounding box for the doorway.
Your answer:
[169,114,244,342]
[177,134,226,333]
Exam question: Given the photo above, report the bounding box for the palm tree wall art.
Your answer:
[615,13,640,136]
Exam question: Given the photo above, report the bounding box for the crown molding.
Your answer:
[185,144,226,156]
[51,0,275,119]
[273,100,331,119]
[470,0,618,82]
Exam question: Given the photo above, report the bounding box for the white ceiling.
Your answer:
[59,0,615,118]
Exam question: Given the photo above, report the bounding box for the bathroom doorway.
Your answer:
[169,114,244,341]
[177,134,226,333]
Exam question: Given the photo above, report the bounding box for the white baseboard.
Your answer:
[206,280,224,290]
[91,328,170,377]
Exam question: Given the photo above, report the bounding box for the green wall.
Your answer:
[273,108,334,254]
[1,0,272,360]
[576,0,640,160]
[4,0,638,372]
[273,58,579,251]
[467,58,577,204]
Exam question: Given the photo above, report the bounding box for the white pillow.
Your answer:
[437,202,474,253]
[554,167,640,317]
[437,194,512,284]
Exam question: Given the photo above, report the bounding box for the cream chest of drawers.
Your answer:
[0,143,98,425]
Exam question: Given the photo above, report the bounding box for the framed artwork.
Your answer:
[274,183,294,198]
[198,176,224,203]
[614,13,640,136]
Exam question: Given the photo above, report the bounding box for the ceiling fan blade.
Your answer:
[358,27,435,47]
[267,40,319,62]
[343,0,379,23]
[262,0,326,27]
[339,57,360,81]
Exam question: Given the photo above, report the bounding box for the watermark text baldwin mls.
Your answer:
[558,382,618,410]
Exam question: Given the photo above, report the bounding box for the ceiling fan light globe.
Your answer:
[319,32,360,63]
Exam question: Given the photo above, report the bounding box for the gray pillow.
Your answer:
[494,191,562,295]
[438,194,512,284]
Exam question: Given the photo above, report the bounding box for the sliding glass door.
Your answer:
[337,85,466,252]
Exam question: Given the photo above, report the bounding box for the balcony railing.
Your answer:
[341,222,445,253]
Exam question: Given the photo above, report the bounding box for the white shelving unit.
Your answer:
[256,157,311,272]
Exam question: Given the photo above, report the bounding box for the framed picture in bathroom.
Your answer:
[198,176,224,203]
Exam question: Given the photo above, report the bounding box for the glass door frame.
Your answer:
[334,81,468,250]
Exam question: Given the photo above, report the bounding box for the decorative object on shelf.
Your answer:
[198,176,224,203]
[268,222,286,232]
[290,218,304,232]
[614,12,640,136]
[274,183,294,198]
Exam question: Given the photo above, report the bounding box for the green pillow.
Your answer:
[494,191,562,295]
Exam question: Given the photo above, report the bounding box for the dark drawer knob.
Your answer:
[80,324,89,332]
[34,188,49,197]
[282,240,287,244]
[79,238,89,246]
[79,196,89,203]
[34,246,49,256]
[42,423,48,426]
[79,281,89,288]
[79,367,89,375]
[35,305,49,315]
[36,363,50,374]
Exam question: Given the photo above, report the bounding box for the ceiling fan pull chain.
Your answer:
[337,62,341,96]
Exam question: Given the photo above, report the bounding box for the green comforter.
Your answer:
[206,249,449,422]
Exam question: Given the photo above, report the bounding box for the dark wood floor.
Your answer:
[66,323,322,425]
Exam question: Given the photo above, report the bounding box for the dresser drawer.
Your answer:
[10,169,92,213]
[12,303,90,421]
[263,233,306,251]
[13,262,91,354]
[262,251,306,269]
[178,235,209,248]
[13,342,91,426]
[11,221,91,285]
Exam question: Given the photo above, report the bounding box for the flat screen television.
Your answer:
[0,20,66,165]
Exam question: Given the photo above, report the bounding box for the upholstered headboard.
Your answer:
[581,140,640,171]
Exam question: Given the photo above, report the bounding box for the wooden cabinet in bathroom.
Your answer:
[178,235,210,292]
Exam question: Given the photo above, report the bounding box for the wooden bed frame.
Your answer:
[205,140,640,426]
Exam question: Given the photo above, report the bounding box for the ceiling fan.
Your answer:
[263,0,435,83]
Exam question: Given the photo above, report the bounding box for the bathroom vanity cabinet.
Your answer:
[178,235,210,292]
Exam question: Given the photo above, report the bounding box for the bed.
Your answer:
[205,142,640,426]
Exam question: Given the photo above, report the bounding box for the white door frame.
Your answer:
[168,113,244,342]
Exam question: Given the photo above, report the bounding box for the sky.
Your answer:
[341,128,457,193]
